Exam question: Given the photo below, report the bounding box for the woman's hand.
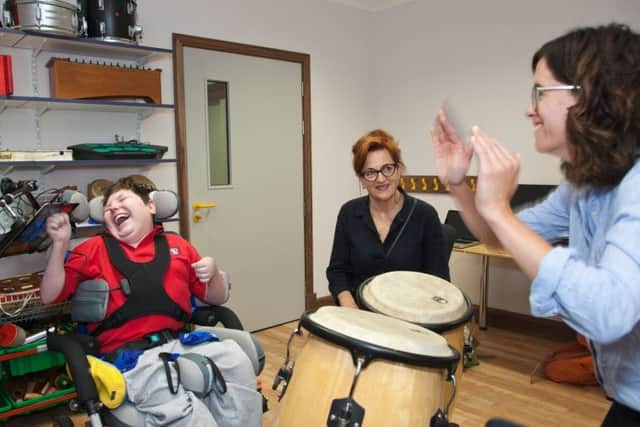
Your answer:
[431,110,474,186]
[470,127,520,221]
[46,213,72,245]
[337,291,358,309]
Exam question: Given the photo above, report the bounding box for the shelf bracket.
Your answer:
[136,111,143,142]
[36,106,50,116]
[31,38,48,58]
[41,165,56,174]
[135,54,153,66]
[0,166,15,175]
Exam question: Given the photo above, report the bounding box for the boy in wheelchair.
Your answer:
[42,176,263,427]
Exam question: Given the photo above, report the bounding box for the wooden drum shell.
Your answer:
[274,333,445,427]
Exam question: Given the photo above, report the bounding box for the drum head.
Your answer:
[302,306,458,369]
[358,271,471,328]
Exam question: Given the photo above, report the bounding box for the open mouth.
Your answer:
[114,213,130,226]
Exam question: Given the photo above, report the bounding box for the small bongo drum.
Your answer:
[273,306,459,427]
[357,271,474,413]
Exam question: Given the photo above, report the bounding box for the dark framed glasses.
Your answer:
[361,163,398,181]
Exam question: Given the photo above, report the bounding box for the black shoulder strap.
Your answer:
[385,196,417,258]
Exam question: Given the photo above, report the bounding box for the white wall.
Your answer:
[3,0,640,317]
[136,0,377,302]
[370,0,640,313]
[0,0,375,299]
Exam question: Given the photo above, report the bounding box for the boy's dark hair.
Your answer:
[532,23,640,188]
[102,175,156,206]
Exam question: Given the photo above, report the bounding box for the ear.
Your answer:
[147,199,157,215]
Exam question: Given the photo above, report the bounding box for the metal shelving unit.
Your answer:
[0,28,175,421]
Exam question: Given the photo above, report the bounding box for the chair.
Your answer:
[442,223,457,261]
[47,189,264,427]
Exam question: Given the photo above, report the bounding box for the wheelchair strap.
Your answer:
[92,233,189,337]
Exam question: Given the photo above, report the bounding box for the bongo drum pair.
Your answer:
[273,306,460,427]
[358,271,474,414]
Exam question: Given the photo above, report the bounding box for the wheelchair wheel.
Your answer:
[67,397,81,412]
[52,416,75,427]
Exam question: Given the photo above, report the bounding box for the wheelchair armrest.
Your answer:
[46,330,101,412]
[191,305,244,330]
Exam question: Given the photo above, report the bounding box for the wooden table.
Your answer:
[453,243,512,329]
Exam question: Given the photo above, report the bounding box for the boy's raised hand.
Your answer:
[46,213,72,245]
[191,256,219,284]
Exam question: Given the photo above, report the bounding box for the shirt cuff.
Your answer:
[529,247,570,317]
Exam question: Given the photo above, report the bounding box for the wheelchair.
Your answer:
[44,188,265,427]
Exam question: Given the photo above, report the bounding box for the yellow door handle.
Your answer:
[192,202,216,224]
[192,202,217,211]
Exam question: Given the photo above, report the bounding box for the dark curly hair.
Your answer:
[532,23,640,188]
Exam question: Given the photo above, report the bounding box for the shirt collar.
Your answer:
[354,190,412,222]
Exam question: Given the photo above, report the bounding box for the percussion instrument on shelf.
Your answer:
[4,0,79,36]
[86,0,142,43]
[272,306,459,427]
[66,141,167,160]
[357,270,474,413]
[87,179,113,200]
[47,57,162,104]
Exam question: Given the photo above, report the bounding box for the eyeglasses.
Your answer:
[361,163,398,181]
[531,85,581,111]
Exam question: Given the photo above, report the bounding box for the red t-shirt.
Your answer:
[56,226,207,353]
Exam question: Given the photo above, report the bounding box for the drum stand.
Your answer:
[272,324,302,400]
[430,373,459,427]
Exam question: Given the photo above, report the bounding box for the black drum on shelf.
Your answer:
[3,0,79,36]
[86,0,142,43]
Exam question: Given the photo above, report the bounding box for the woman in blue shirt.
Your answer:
[433,24,640,426]
[327,129,450,308]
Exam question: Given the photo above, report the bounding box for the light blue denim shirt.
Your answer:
[518,161,640,412]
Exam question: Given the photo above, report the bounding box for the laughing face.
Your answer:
[526,57,579,162]
[103,189,156,246]
[360,148,401,203]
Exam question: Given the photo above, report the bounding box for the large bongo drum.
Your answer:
[357,271,474,412]
[273,306,459,427]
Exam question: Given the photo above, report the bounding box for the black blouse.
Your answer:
[326,193,450,299]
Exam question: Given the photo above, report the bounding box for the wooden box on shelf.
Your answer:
[46,57,162,104]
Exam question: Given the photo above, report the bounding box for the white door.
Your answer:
[183,47,305,331]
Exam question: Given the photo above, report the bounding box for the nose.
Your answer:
[525,102,536,119]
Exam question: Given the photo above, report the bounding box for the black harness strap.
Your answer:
[92,233,188,337]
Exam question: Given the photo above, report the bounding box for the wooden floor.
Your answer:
[12,321,610,427]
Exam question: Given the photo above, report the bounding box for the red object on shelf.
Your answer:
[0,55,13,96]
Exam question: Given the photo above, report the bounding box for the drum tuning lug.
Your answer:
[429,409,458,427]
[272,366,292,390]
[327,397,364,427]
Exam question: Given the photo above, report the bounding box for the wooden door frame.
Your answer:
[172,33,315,310]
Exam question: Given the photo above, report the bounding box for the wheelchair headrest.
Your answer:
[88,190,179,224]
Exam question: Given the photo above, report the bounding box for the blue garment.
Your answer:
[179,331,219,346]
[111,350,144,373]
[518,162,640,412]
[326,192,450,299]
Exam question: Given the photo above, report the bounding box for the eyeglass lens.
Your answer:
[362,163,397,181]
